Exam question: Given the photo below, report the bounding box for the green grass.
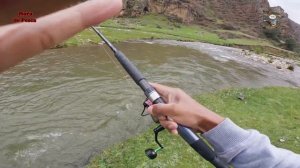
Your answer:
[65,14,270,47]
[87,87,300,168]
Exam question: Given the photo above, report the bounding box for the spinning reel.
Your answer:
[142,99,165,159]
[145,125,165,159]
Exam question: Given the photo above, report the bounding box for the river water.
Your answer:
[0,42,299,168]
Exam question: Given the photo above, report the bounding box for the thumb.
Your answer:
[148,104,177,117]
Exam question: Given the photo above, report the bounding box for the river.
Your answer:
[0,42,299,168]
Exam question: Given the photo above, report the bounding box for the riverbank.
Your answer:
[63,14,299,60]
[87,87,300,168]
[152,40,300,73]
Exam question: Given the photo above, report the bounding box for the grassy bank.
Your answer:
[64,14,299,59]
[66,14,270,47]
[88,87,300,168]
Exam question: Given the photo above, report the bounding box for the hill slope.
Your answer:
[122,0,300,43]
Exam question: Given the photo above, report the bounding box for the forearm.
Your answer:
[203,119,300,167]
[0,0,122,72]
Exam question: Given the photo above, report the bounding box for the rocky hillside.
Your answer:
[122,0,300,43]
[267,6,300,42]
[290,20,300,42]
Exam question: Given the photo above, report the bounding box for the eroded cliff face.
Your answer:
[290,20,300,42]
[122,0,300,41]
[123,0,270,31]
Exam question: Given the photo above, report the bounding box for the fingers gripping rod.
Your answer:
[91,26,229,168]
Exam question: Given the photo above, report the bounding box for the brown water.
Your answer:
[0,42,299,168]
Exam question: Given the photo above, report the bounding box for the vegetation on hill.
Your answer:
[66,14,270,46]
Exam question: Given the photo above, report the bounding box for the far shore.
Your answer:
[61,14,299,61]
[149,39,300,73]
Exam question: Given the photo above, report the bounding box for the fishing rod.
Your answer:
[91,26,229,168]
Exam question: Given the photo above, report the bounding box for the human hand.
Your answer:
[0,0,122,72]
[147,83,224,134]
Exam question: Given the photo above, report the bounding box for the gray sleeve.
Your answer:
[202,118,300,168]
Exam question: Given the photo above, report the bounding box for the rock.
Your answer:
[237,93,245,101]
[287,65,294,71]
[268,59,273,63]
[279,137,286,142]
[123,0,149,17]
[51,43,67,49]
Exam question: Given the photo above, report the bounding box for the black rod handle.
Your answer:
[153,97,229,168]
[190,138,229,168]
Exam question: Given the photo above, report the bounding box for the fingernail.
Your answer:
[169,123,178,130]
[171,129,178,135]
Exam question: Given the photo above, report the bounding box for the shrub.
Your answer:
[252,46,264,54]
[220,23,239,30]
[285,38,296,51]
[156,24,162,29]
[263,28,280,41]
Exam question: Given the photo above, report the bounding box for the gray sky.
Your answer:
[268,0,300,24]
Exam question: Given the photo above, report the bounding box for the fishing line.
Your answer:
[95,28,140,106]
[101,43,139,95]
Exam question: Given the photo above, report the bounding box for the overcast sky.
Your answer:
[268,0,300,24]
